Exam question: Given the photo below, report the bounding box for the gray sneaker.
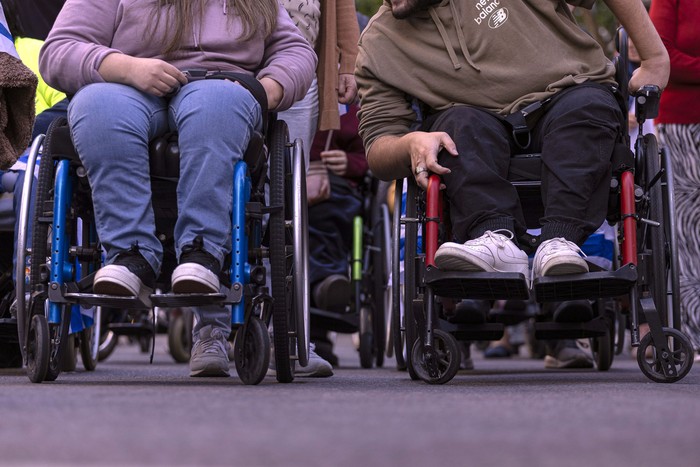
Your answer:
[267,342,333,378]
[189,325,231,377]
[544,339,593,369]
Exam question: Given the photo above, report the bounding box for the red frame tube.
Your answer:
[425,174,442,267]
[620,170,637,265]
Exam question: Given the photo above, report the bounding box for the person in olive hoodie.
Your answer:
[39,0,316,377]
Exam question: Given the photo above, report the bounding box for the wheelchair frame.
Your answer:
[15,115,310,385]
[389,29,694,385]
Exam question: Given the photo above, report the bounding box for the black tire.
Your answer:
[269,119,294,383]
[98,329,118,362]
[168,311,192,363]
[410,329,460,385]
[26,314,49,383]
[79,325,98,371]
[233,316,270,385]
[642,135,668,325]
[370,204,389,368]
[44,306,71,382]
[637,327,694,383]
[359,331,373,369]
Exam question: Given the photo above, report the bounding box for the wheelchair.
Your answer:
[390,29,694,385]
[308,175,392,368]
[15,75,310,385]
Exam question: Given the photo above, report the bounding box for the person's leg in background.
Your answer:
[277,78,319,171]
[659,123,700,357]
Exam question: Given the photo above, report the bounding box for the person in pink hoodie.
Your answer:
[39,0,316,377]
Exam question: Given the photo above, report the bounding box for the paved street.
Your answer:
[1,334,699,467]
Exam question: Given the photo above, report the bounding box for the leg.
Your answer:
[659,123,700,352]
[531,84,622,279]
[534,85,621,244]
[277,78,319,171]
[424,106,525,242]
[68,83,167,286]
[169,79,262,269]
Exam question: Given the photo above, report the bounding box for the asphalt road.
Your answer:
[1,334,699,467]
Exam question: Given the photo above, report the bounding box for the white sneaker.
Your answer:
[434,230,529,277]
[267,342,334,378]
[532,237,589,280]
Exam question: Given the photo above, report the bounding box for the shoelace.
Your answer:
[530,238,587,285]
[473,229,515,249]
[196,330,229,355]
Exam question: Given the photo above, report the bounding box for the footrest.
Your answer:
[425,268,530,300]
[533,317,609,340]
[533,264,637,302]
[108,322,154,337]
[310,307,358,334]
[440,320,504,341]
[63,292,152,309]
[150,293,227,308]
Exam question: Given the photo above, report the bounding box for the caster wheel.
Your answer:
[26,315,49,383]
[79,326,98,371]
[98,330,118,362]
[637,327,694,383]
[233,317,270,385]
[410,329,460,385]
[359,332,373,369]
[168,311,193,363]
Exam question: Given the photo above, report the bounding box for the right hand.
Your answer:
[98,55,187,97]
[405,131,458,191]
[125,58,188,96]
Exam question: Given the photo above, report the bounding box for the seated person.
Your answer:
[306,103,368,371]
[355,0,668,288]
[39,0,316,377]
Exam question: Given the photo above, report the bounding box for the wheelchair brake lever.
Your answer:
[634,85,660,124]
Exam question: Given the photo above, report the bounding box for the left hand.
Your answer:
[321,150,349,176]
[337,73,358,104]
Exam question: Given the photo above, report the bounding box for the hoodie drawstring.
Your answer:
[428,3,480,72]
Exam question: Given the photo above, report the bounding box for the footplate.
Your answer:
[150,282,243,308]
[425,268,529,300]
[533,264,637,302]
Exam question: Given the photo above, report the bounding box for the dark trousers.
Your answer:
[32,98,69,140]
[307,172,362,286]
[424,84,622,246]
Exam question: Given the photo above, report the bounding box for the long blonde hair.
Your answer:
[150,0,279,56]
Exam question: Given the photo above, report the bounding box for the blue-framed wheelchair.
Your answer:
[15,75,310,384]
[390,29,694,384]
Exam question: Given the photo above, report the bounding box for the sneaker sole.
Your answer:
[94,266,143,296]
[540,259,589,277]
[189,362,230,377]
[172,264,220,294]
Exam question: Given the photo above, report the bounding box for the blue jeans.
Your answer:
[68,81,262,332]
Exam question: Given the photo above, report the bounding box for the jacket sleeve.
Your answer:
[650,0,700,85]
[258,7,318,111]
[355,43,416,155]
[38,0,122,95]
[336,0,360,76]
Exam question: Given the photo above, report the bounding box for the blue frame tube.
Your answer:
[230,161,250,325]
[49,159,73,324]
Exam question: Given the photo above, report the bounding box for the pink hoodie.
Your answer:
[39,0,317,111]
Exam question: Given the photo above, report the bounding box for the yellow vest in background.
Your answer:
[15,36,65,114]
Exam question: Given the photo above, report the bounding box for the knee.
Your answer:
[175,80,261,127]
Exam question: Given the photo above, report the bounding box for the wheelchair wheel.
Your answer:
[98,329,118,361]
[233,316,270,385]
[26,314,49,383]
[590,302,615,371]
[79,325,98,371]
[410,329,460,385]
[637,327,694,383]
[269,119,295,383]
[44,307,71,382]
[168,309,192,363]
[403,179,420,380]
[370,203,390,368]
[390,180,407,370]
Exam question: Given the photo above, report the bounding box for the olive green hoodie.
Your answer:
[356,0,615,151]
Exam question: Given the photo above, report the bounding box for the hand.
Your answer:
[259,77,283,109]
[111,56,186,97]
[406,131,458,191]
[337,73,357,104]
[320,150,348,176]
[629,57,669,94]
[306,160,331,206]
